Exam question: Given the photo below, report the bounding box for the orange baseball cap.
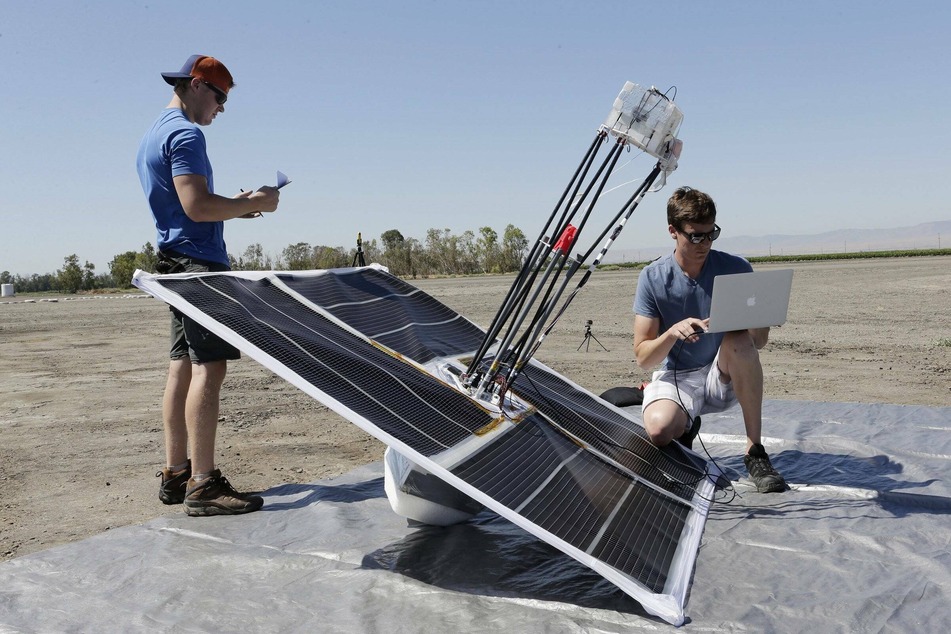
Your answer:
[162,54,234,94]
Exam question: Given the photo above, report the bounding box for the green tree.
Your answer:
[35,274,54,292]
[460,230,482,274]
[240,243,265,270]
[82,261,96,291]
[477,226,501,273]
[109,251,139,288]
[93,272,115,288]
[18,273,53,292]
[381,229,404,252]
[501,224,528,272]
[312,245,348,269]
[381,229,412,276]
[404,237,423,278]
[282,242,312,270]
[425,228,453,274]
[134,242,158,273]
[231,243,276,270]
[57,254,84,293]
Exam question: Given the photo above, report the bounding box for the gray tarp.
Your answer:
[1,399,948,632]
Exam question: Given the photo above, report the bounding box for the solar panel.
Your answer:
[133,266,719,625]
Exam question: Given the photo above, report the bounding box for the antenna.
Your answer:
[464,81,683,402]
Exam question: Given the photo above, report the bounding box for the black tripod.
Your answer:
[577,319,608,352]
[351,232,366,267]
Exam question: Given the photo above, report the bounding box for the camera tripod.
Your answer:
[351,232,366,267]
[577,319,608,352]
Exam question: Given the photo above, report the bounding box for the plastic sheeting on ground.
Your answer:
[1,399,949,632]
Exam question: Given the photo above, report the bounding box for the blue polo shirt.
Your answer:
[136,108,228,266]
[633,250,752,370]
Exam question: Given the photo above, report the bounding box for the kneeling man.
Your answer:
[633,186,786,493]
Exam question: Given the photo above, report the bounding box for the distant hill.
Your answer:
[605,220,951,263]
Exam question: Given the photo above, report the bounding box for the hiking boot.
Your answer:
[183,469,263,516]
[156,460,191,505]
[744,443,787,493]
[676,416,701,451]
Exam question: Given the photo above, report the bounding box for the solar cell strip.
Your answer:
[586,482,634,556]
[360,316,466,340]
[275,268,416,306]
[452,415,688,593]
[593,484,689,592]
[279,271,486,362]
[519,459,619,547]
[514,362,707,498]
[159,275,494,456]
[513,448,585,514]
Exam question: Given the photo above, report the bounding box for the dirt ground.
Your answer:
[1,256,949,562]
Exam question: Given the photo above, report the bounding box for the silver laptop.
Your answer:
[707,269,794,333]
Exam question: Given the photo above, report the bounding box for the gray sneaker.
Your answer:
[156,460,191,505]
[183,469,263,516]
[744,444,787,493]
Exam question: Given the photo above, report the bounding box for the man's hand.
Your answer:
[248,185,280,213]
[234,186,279,219]
[634,314,709,370]
[670,317,709,342]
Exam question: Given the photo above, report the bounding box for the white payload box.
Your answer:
[602,81,683,172]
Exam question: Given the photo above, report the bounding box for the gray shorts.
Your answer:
[641,350,736,421]
[161,251,241,364]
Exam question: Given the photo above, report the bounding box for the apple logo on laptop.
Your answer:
[747,295,756,307]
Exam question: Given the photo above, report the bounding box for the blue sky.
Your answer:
[2,1,949,276]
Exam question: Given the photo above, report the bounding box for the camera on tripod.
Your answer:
[578,319,607,352]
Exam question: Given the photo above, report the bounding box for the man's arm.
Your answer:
[634,313,710,370]
[634,314,669,369]
[174,174,279,222]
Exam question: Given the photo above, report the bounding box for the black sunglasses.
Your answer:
[679,224,721,244]
[202,81,228,105]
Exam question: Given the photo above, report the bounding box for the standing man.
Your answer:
[137,54,280,515]
[632,186,786,493]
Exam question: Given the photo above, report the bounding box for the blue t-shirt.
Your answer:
[136,108,229,266]
[633,250,753,371]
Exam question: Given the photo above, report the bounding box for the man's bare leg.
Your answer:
[717,330,763,452]
[163,357,191,468]
[718,330,786,492]
[643,398,691,447]
[185,360,227,476]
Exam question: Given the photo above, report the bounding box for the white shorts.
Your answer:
[641,351,737,422]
